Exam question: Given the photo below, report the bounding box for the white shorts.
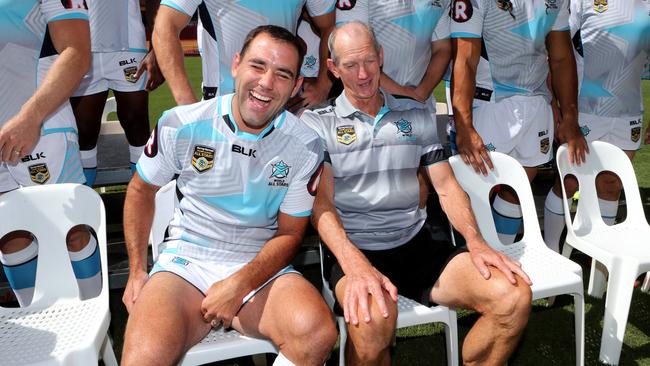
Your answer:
[578,112,643,151]
[0,129,85,192]
[473,95,553,167]
[151,251,299,301]
[72,51,147,96]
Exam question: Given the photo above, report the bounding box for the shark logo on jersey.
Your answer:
[28,163,50,184]
[593,0,608,13]
[485,143,496,151]
[451,0,473,22]
[336,0,356,10]
[580,125,591,136]
[270,160,291,179]
[304,55,317,70]
[191,145,215,173]
[336,125,357,145]
[123,66,138,83]
[540,137,550,154]
[631,127,641,143]
[394,119,413,134]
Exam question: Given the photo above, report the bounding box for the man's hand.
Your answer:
[201,276,249,329]
[468,240,532,286]
[455,126,493,176]
[300,77,331,109]
[136,50,165,92]
[122,270,149,313]
[342,263,397,326]
[556,114,588,165]
[0,113,41,164]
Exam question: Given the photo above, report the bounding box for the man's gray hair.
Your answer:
[327,21,381,65]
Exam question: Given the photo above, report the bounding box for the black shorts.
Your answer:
[323,225,467,314]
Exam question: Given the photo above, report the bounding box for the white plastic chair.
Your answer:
[149,180,278,366]
[449,153,585,366]
[557,141,650,365]
[0,184,117,366]
[100,97,124,135]
[318,246,459,366]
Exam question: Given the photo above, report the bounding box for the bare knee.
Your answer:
[482,277,532,331]
[278,306,337,364]
[345,293,397,363]
[66,225,91,252]
[596,174,622,201]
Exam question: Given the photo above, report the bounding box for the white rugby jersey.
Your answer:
[336,0,450,95]
[137,94,323,264]
[450,0,570,102]
[570,0,650,118]
[302,91,448,251]
[85,0,146,53]
[162,0,335,93]
[0,0,87,129]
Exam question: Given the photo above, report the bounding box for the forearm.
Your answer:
[145,0,160,49]
[547,32,578,121]
[414,41,451,101]
[123,178,156,273]
[380,72,415,98]
[451,42,478,131]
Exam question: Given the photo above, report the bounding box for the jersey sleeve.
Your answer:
[450,0,483,38]
[418,112,449,166]
[279,135,324,217]
[136,110,183,187]
[551,0,570,31]
[432,0,451,41]
[335,0,368,25]
[160,0,201,16]
[300,110,330,163]
[41,0,88,22]
[306,0,336,18]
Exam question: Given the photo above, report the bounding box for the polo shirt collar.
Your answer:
[334,89,397,126]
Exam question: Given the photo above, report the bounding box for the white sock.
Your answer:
[1,241,38,307]
[599,198,618,225]
[492,195,522,245]
[69,235,102,300]
[543,190,572,252]
[128,144,145,165]
[80,147,98,169]
[273,352,297,366]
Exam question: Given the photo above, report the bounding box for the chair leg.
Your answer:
[588,260,608,299]
[101,334,118,366]
[561,243,574,259]
[444,309,459,366]
[598,264,637,366]
[337,316,347,366]
[573,293,585,366]
[641,272,650,293]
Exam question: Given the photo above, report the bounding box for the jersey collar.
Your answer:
[217,93,287,141]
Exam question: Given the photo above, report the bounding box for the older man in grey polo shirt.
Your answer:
[302,21,532,366]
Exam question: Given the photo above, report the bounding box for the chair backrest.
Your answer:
[0,184,107,307]
[448,153,544,250]
[556,141,646,232]
[150,180,177,261]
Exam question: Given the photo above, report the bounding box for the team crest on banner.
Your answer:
[29,163,50,184]
[191,145,215,173]
[123,66,138,83]
[631,127,641,142]
[336,125,357,145]
[540,137,550,154]
[594,0,608,13]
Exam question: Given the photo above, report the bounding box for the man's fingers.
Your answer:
[369,284,389,318]
[472,257,491,280]
[357,291,372,323]
[382,278,398,302]
[134,63,146,81]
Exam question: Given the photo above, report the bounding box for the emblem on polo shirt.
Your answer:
[28,163,50,184]
[191,145,215,173]
[540,137,550,154]
[631,127,641,143]
[336,125,357,145]
[594,0,608,13]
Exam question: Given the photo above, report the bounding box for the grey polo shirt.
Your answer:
[302,91,448,251]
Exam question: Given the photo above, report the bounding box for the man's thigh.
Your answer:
[233,273,331,341]
[124,272,210,358]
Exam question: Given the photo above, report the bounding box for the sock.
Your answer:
[543,190,572,252]
[129,144,144,175]
[492,195,522,245]
[1,241,38,307]
[80,147,98,187]
[69,235,102,300]
[273,352,296,366]
[599,198,618,225]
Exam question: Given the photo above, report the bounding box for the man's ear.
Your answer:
[231,52,241,77]
[327,58,340,79]
[290,75,304,98]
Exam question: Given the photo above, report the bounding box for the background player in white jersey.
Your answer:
[121,26,336,366]
[305,21,531,366]
[153,0,335,108]
[543,0,650,252]
[450,0,588,245]
[70,0,164,186]
[0,0,101,307]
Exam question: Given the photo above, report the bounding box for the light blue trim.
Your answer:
[136,164,154,185]
[373,105,391,127]
[71,246,101,279]
[324,1,336,13]
[128,48,148,53]
[450,32,481,39]
[160,1,190,15]
[49,13,88,22]
[42,127,76,136]
[288,209,312,217]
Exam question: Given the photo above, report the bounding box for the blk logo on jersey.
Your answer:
[232,144,256,158]
[336,0,356,10]
[594,0,608,13]
[631,127,641,143]
[28,163,50,184]
[191,145,215,173]
[21,152,46,163]
[336,125,357,145]
[540,137,550,154]
[123,66,138,83]
[451,0,473,23]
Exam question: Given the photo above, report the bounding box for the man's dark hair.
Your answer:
[239,25,306,78]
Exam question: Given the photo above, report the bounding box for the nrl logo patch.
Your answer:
[540,137,550,154]
[594,0,608,13]
[631,127,641,143]
[29,163,50,184]
[123,66,138,83]
[336,125,357,145]
[191,145,215,173]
